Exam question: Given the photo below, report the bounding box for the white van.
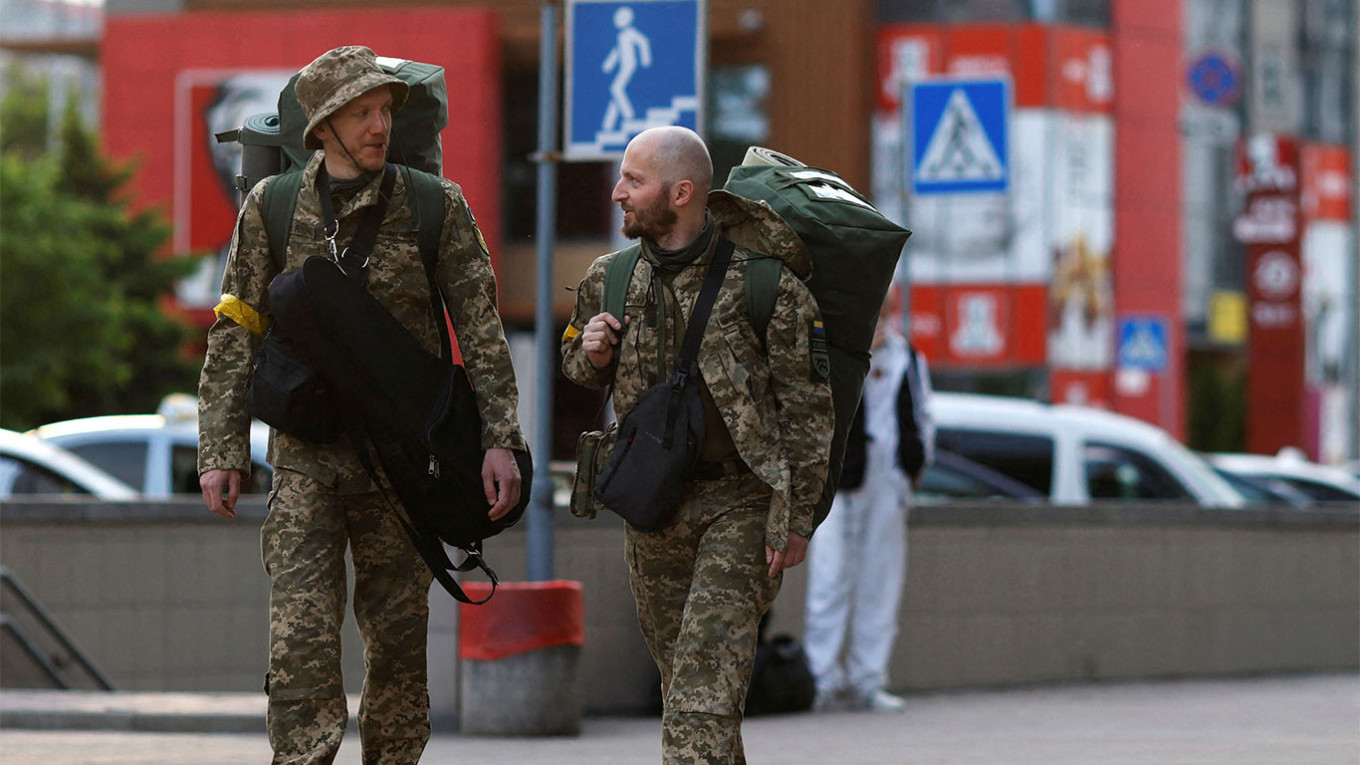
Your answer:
[927,393,1245,508]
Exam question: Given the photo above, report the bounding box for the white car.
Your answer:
[31,396,272,498]
[1207,449,1360,505]
[0,429,138,500]
[928,393,1246,508]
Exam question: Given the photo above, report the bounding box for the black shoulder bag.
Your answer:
[593,239,735,532]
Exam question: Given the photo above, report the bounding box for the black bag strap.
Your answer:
[661,238,734,447]
[676,238,735,372]
[316,163,397,283]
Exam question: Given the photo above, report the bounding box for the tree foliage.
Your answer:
[0,63,50,159]
[1,75,202,431]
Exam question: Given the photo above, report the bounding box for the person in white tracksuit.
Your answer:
[804,305,933,712]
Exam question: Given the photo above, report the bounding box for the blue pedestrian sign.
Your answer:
[909,78,1010,195]
[1117,316,1170,373]
[565,0,706,160]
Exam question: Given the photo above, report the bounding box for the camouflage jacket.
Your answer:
[561,190,834,547]
[198,153,525,490]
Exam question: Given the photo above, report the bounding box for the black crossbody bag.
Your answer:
[593,239,734,532]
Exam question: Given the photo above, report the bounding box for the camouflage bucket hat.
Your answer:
[296,46,409,151]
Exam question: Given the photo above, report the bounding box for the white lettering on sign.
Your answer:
[1233,197,1298,244]
[1251,302,1297,328]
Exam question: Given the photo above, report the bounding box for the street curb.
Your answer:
[0,690,359,734]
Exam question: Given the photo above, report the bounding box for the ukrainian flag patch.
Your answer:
[808,320,830,382]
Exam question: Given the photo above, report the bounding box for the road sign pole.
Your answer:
[528,0,561,582]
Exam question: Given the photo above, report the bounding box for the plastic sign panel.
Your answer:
[1116,316,1170,373]
[909,78,1010,194]
[564,0,706,160]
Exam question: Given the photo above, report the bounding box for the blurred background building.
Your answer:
[4,0,1355,466]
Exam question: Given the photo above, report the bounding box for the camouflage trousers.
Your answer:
[625,472,781,765]
[261,468,434,765]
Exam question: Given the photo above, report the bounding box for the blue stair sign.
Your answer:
[565,0,705,160]
[910,78,1010,195]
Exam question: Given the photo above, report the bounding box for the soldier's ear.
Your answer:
[671,179,695,208]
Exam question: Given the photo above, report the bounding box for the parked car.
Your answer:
[916,449,1046,503]
[1206,449,1360,505]
[0,429,138,500]
[1208,465,1314,508]
[31,396,272,497]
[927,393,1246,508]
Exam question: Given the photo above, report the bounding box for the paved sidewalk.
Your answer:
[1,673,1357,764]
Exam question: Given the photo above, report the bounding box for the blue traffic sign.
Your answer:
[1117,316,1170,373]
[909,78,1010,195]
[1186,51,1241,108]
[564,0,705,160]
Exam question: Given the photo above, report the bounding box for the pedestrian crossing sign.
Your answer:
[1117,316,1170,373]
[564,0,706,161]
[909,78,1010,195]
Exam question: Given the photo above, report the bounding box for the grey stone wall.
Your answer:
[2,500,1356,721]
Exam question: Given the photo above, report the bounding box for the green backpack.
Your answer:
[600,149,908,532]
[724,149,910,531]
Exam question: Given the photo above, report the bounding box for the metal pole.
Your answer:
[1351,0,1360,466]
[527,0,561,581]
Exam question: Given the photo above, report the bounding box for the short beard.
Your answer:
[620,184,677,241]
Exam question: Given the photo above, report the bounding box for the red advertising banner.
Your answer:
[1235,133,1305,454]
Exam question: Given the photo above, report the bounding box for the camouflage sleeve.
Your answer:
[197,180,275,477]
[434,182,527,452]
[559,253,615,390]
[765,269,834,537]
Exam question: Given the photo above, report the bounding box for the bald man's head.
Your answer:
[630,126,713,198]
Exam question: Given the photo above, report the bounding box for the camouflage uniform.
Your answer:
[199,48,524,765]
[562,191,834,763]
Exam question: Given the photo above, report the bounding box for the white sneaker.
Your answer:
[854,688,907,713]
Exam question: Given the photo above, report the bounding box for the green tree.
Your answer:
[0,86,202,431]
[0,63,50,159]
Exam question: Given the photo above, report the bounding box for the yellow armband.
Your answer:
[213,294,269,337]
[562,324,581,343]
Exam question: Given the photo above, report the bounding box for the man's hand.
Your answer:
[482,448,522,521]
[765,532,809,578]
[581,312,629,369]
[200,469,243,520]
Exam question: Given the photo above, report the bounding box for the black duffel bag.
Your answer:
[268,255,531,604]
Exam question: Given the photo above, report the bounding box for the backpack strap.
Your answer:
[401,166,452,356]
[261,169,304,271]
[744,255,783,344]
[605,243,782,344]
[603,244,643,322]
[404,165,446,275]
[261,166,445,275]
